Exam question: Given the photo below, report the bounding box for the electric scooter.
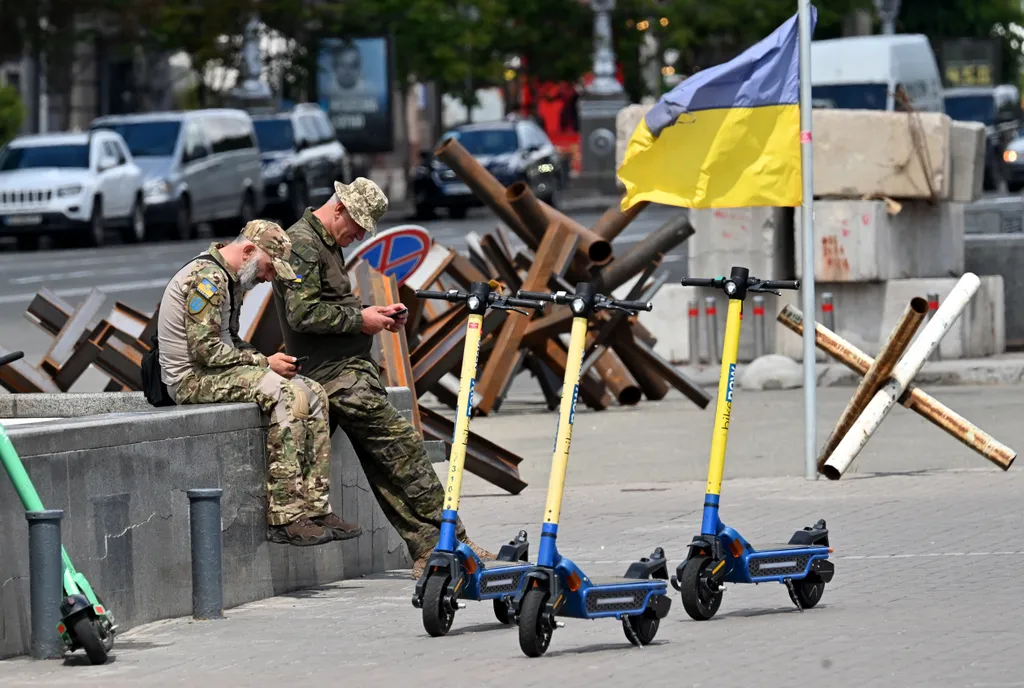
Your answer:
[672,267,835,620]
[507,282,672,658]
[410,281,547,636]
[0,350,117,664]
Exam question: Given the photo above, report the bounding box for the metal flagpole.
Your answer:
[798,0,817,480]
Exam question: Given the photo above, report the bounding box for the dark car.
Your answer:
[943,85,1022,191]
[412,119,566,219]
[252,104,352,225]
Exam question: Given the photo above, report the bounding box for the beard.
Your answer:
[239,256,260,292]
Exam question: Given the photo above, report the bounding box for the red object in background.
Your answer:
[516,62,626,176]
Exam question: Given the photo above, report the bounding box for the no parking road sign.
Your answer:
[349,225,432,286]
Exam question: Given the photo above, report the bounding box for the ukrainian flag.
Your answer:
[618,7,816,210]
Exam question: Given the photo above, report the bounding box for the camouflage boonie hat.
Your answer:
[334,177,388,236]
[241,219,298,281]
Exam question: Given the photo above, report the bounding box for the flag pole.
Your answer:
[798,0,818,480]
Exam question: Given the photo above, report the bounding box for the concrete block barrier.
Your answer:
[0,387,425,659]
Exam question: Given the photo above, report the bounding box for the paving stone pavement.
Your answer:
[1,466,1021,687]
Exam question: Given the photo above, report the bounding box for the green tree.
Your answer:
[898,0,1024,86]
[0,86,25,146]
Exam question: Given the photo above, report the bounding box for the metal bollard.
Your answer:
[687,298,701,365]
[752,295,766,359]
[821,292,835,332]
[704,296,720,364]
[927,292,942,361]
[26,509,64,659]
[187,488,224,620]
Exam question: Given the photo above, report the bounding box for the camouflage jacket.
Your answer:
[272,209,373,384]
[158,243,267,393]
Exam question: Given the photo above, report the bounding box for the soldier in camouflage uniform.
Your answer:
[271,178,495,578]
[156,219,363,547]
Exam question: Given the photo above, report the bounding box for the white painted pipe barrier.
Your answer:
[822,272,981,480]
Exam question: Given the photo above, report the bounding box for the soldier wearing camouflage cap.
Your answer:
[272,178,495,578]
[156,219,363,547]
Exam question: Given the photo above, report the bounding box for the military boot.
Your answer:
[311,513,363,541]
[268,517,334,546]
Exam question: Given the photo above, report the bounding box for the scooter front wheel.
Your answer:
[517,589,553,657]
[70,614,108,665]
[679,554,723,621]
[421,573,455,637]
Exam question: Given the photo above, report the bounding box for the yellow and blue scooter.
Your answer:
[508,282,672,657]
[673,266,834,619]
[410,281,546,636]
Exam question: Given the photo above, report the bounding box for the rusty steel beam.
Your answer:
[419,406,527,494]
[629,337,712,409]
[506,181,612,265]
[474,224,578,416]
[366,267,422,435]
[478,234,523,291]
[412,308,508,394]
[610,328,670,401]
[590,348,642,405]
[594,212,694,294]
[777,305,1015,471]
[817,297,928,470]
[530,337,611,411]
[0,346,61,393]
[590,200,651,242]
[434,138,538,246]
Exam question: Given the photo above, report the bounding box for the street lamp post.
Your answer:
[874,0,901,35]
[578,0,629,194]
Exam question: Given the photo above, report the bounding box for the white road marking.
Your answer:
[0,278,170,305]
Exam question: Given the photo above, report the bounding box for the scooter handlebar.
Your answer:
[516,290,565,303]
[758,279,800,291]
[679,277,720,288]
[680,276,800,293]
[414,289,462,301]
[503,297,547,310]
[0,351,24,367]
[599,298,652,312]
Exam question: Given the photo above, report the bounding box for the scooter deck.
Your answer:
[586,576,664,587]
[749,543,824,552]
[482,560,532,570]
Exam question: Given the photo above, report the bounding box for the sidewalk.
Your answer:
[1,385,1021,684]
[1,469,1020,686]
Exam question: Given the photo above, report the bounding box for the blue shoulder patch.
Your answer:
[188,294,209,315]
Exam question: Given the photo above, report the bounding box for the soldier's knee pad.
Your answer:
[289,383,311,420]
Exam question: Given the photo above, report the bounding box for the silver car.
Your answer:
[89,109,263,240]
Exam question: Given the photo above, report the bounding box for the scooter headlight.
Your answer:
[571,297,586,314]
[467,295,481,311]
[725,281,737,296]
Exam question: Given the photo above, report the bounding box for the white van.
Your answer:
[810,34,944,113]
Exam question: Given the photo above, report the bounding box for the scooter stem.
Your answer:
[701,297,744,536]
[538,315,587,566]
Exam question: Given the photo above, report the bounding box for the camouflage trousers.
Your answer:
[175,366,333,527]
[322,358,466,561]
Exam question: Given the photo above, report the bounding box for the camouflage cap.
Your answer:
[334,177,388,236]
[241,219,298,281]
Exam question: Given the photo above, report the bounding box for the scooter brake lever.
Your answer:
[748,282,781,296]
[493,302,530,317]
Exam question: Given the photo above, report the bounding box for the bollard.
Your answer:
[752,295,766,359]
[687,298,701,364]
[187,488,224,620]
[704,296,720,364]
[821,292,835,332]
[26,509,64,659]
[927,292,941,361]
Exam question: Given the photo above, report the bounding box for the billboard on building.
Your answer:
[317,36,394,154]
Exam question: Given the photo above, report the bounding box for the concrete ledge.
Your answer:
[0,386,423,659]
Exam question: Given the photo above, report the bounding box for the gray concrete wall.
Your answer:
[0,388,423,659]
[966,234,1024,349]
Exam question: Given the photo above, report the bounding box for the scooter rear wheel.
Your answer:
[70,614,108,665]
[421,573,455,637]
[679,554,723,621]
[622,613,659,646]
[518,589,553,657]
[793,575,825,609]
[493,598,511,624]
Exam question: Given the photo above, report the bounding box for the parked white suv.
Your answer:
[0,130,147,250]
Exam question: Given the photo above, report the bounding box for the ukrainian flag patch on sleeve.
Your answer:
[196,278,218,299]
